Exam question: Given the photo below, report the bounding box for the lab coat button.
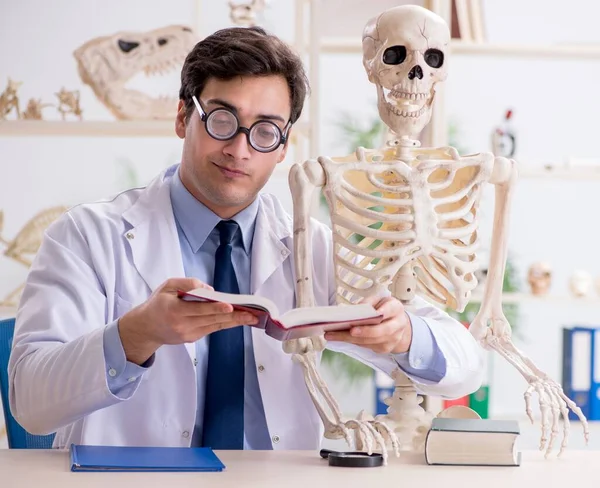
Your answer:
[108,368,117,377]
[281,250,287,256]
[126,232,135,240]
[258,365,265,372]
[272,434,280,443]
[128,377,136,382]
[182,431,190,438]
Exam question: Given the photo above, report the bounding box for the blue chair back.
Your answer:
[0,317,55,448]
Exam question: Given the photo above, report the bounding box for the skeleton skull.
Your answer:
[527,262,552,296]
[362,5,450,139]
[569,270,592,297]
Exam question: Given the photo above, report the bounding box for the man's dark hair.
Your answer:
[179,26,310,125]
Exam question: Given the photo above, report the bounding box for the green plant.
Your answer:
[320,349,375,384]
[334,112,387,150]
[448,117,470,155]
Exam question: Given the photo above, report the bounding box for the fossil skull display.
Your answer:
[569,270,592,297]
[0,207,68,307]
[527,261,552,296]
[73,25,197,120]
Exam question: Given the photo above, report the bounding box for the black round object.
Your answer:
[319,449,384,468]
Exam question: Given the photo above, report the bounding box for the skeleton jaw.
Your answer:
[377,85,434,138]
[382,87,430,118]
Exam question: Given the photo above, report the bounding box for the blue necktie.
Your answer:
[201,220,245,449]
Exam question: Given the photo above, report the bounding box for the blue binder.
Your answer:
[590,328,600,420]
[70,444,225,472]
[562,326,598,420]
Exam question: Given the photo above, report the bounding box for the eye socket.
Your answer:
[382,46,407,65]
[424,49,444,68]
[118,39,140,53]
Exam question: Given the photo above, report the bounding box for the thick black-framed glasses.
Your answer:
[192,95,291,153]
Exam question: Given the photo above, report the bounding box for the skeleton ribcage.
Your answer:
[322,148,493,312]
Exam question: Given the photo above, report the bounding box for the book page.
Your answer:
[279,304,379,328]
[182,288,279,317]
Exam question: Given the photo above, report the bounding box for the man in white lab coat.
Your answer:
[9,26,484,450]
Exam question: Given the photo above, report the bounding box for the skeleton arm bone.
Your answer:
[286,159,401,461]
[284,159,352,443]
[469,157,589,458]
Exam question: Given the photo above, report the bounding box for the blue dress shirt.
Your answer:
[102,166,446,449]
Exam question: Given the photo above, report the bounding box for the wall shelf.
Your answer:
[0,120,311,140]
[470,292,600,305]
[517,166,600,181]
[0,120,178,138]
[318,37,600,59]
[451,42,600,59]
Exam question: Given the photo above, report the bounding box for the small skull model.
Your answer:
[362,5,450,138]
[229,0,266,27]
[527,262,552,296]
[569,270,592,297]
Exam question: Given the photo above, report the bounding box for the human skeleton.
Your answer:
[285,5,588,463]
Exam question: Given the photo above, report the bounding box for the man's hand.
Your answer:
[324,296,413,354]
[118,277,258,365]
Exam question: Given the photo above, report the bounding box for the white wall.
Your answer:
[1,0,600,446]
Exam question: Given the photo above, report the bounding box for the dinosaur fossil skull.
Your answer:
[73,25,197,120]
[362,5,450,139]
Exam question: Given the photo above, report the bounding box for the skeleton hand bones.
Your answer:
[469,157,589,458]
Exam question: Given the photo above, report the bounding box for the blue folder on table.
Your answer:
[70,444,225,472]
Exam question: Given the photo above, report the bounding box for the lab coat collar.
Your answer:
[121,165,185,292]
[122,163,293,296]
[250,194,292,294]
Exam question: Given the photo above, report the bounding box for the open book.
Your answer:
[177,288,384,341]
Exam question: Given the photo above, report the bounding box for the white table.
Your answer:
[2,449,599,487]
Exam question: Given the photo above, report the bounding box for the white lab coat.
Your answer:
[8,164,484,450]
